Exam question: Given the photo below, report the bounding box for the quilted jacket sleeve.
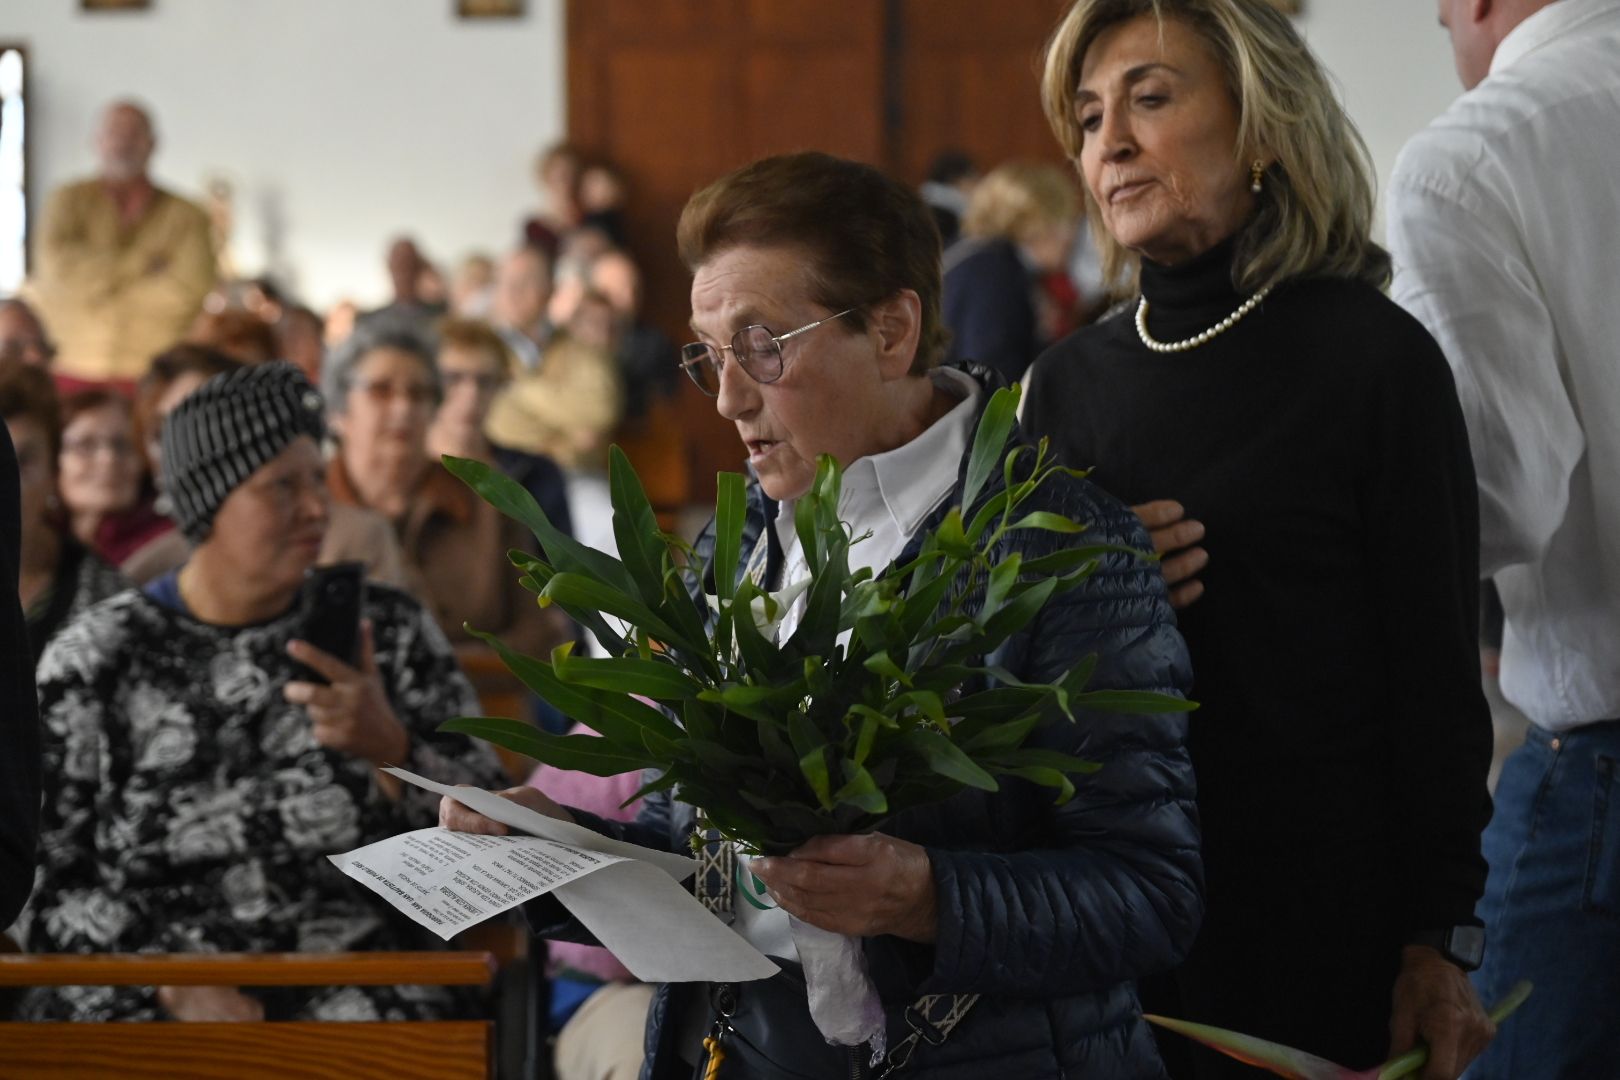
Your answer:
[923,482,1202,997]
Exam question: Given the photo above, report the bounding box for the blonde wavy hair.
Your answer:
[1040,0,1389,298]
[962,162,1080,244]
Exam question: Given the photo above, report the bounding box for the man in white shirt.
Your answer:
[1388,2,1620,1074]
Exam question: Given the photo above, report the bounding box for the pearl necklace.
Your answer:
[1135,284,1272,353]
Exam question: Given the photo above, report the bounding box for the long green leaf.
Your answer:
[438,718,652,776]
[799,745,833,810]
[713,472,746,604]
[443,455,637,597]
[833,763,888,814]
[904,730,999,792]
[463,627,684,751]
[1019,543,1144,576]
[1069,689,1198,714]
[998,765,1076,805]
[1005,510,1088,535]
[542,573,706,661]
[508,550,627,653]
[608,445,668,608]
[552,646,700,701]
[976,576,1058,651]
[964,385,1019,510]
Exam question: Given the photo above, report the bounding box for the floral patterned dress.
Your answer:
[15,582,507,1021]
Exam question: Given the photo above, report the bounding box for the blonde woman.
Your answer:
[941,162,1080,382]
[1023,2,1495,1077]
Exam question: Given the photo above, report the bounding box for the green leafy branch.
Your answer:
[440,384,1193,854]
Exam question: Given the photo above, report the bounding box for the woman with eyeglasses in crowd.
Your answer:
[56,388,172,571]
[425,316,572,543]
[324,324,570,660]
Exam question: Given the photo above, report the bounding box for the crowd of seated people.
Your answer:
[0,120,699,1076]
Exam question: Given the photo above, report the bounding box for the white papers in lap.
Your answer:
[328,767,779,984]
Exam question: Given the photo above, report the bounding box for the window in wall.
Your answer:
[0,45,27,295]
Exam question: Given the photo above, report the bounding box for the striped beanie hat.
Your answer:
[162,360,326,541]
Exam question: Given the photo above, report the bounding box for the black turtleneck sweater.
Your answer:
[1024,241,1493,1068]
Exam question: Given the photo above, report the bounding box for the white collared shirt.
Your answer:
[726,367,980,962]
[772,367,980,645]
[1388,0,1620,731]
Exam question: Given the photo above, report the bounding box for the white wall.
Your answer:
[5,0,1463,307]
[1295,0,1463,239]
[5,0,565,309]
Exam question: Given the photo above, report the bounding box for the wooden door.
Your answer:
[568,0,1073,503]
[891,0,1074,184]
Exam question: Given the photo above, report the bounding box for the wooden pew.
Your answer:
[0,951,496,1079]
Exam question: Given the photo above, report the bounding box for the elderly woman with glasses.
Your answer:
[442,151,1200,1079]
[56,388,172,570]
[18,362,504,1023]
[324,325,569,661]
[1022,2,1496,1077]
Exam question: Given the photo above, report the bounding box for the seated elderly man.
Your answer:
[443,152,1200,1079]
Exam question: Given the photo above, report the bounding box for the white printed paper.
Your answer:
[328,767,779,983]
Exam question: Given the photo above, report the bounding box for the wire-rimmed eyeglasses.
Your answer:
[678,306,864,397]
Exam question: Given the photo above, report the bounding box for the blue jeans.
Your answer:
[1466,720,1620,1079]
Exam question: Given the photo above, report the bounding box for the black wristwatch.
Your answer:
[1406,925,1485,972]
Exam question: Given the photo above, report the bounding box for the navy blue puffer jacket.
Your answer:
[544,366,1201,1079]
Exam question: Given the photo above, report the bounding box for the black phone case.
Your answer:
[297,562,365,683]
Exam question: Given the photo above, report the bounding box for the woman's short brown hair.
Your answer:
[1041,0,1390,298]
[437,316,518,380]
[676,152,947,373]
[0,362,64,461]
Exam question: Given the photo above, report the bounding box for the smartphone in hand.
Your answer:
[296,561,365,683]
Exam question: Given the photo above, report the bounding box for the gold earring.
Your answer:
[1250,160,1265,194]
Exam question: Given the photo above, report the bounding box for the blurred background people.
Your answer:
[323,325,570,659]
[15,361,505,1023]
[355,236,446,340]
[492,243,554,371]
[0,364,128,665]
[57,389,169,568]
[522,142,583,258]
[943,161,1081,384]
[187,308,278,365]
[32,100,216,389]
[449,253,497,319]
[275,304,327,384]
[918,149,980,250]
[575,161,628,250]
[0,298,55,370]
[426,316,572,541]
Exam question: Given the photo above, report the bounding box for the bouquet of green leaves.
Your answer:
[438,386,1191,854]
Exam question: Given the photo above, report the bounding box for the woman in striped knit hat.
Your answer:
[16,361,504,1024]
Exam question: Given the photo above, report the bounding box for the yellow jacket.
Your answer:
[33,179,217,381]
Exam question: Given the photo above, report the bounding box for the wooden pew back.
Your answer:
[0,951,496,1080]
